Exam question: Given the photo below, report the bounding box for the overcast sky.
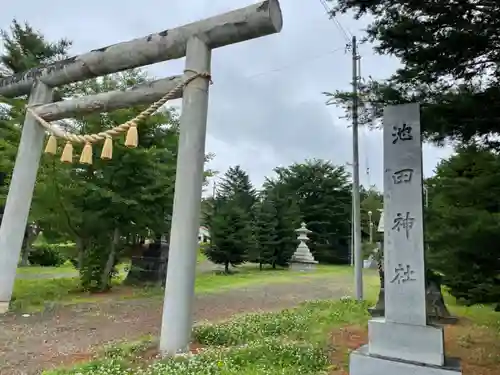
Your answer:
[2,0,453,191]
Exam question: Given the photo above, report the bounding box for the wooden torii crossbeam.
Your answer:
[0,0,283,355]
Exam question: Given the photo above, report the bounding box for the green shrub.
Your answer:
[79,243,119,292]
[29,243,71,267]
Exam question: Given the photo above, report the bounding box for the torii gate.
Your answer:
[0,0,283,355]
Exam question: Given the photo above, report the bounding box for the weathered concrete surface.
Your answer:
[0,82,53,309]
[160,36,212,354]
[0,0,283,98]
[32,75,183,121]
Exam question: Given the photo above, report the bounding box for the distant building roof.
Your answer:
[199,226,210,237]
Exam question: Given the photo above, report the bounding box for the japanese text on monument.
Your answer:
[390,263,417,284]
[392,123,413,144]
[392,168,413,184]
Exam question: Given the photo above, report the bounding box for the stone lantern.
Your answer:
[290,222,318,271]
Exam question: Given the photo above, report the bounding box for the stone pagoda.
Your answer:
[290,222,318,271]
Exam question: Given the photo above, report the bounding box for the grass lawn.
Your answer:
[15,246,207,277]
[41,280,500,375]
[11,264,351,312]
[16,262,76,276]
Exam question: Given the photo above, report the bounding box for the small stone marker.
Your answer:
[290,222,317,271]
[349,103,462,375]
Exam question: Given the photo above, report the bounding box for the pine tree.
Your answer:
[252,184,301,269]
[204,166,256,273]
[426,145,500,306]
[205,199,252,273]
[273,192,301,267]
[266,160,351,264]
[253,196,280,269]
[217,165,256,211]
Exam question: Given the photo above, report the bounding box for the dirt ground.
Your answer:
[328,320,500,375]
[0,273,353,375]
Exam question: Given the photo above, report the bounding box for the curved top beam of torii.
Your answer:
[0,0,283,98]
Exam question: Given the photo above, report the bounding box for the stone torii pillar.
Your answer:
[0,0,283,331]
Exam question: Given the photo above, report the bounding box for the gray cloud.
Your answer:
[2,0,453,190]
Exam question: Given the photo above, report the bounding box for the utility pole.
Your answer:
[351,204,354,266]
[351,35,363,301]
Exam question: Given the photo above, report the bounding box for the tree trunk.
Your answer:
[76,237,84,269]
[368,259,385,315]
[19,223,38,267]
[259,262,263,271]
[100,228,120,291]
[224,261,229,274]
[124,238,169,286]
[19,241,31,267]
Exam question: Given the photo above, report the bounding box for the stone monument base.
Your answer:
[0,301,9,314]
[290,262,317,272]
[350,345,461,375]
[368,318,445,365]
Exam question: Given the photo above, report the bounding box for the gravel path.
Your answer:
[0,273,353,375]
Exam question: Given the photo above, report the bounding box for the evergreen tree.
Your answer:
[426,145,500,306]
[0,20,71,74]
[267,185,301,268]
[252,185,301,269]
[217,165,257,211]
[252,195,280,269]
[326,0,500,147]
[204,166,256,273]
[205,199,252,273]
[266,159,351,264]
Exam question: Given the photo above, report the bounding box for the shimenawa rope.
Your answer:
[26,71,211,165]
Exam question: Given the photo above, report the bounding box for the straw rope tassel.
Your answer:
[44,135,57,155]
[79,142,93,165]
[124,122,138,148]
[26,71,212,164]
[101,136,113,160]
[61,142,73,163]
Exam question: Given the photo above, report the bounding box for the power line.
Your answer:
[242,47,346,80]
[318,0,352,44]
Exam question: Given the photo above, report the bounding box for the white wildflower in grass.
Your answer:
[43,358,136,375]
[132,338,328,375]
[44,299,369,375]
[193,308,314,346]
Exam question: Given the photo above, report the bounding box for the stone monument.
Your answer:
[349,103,462,375]
[290,222,318,271]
